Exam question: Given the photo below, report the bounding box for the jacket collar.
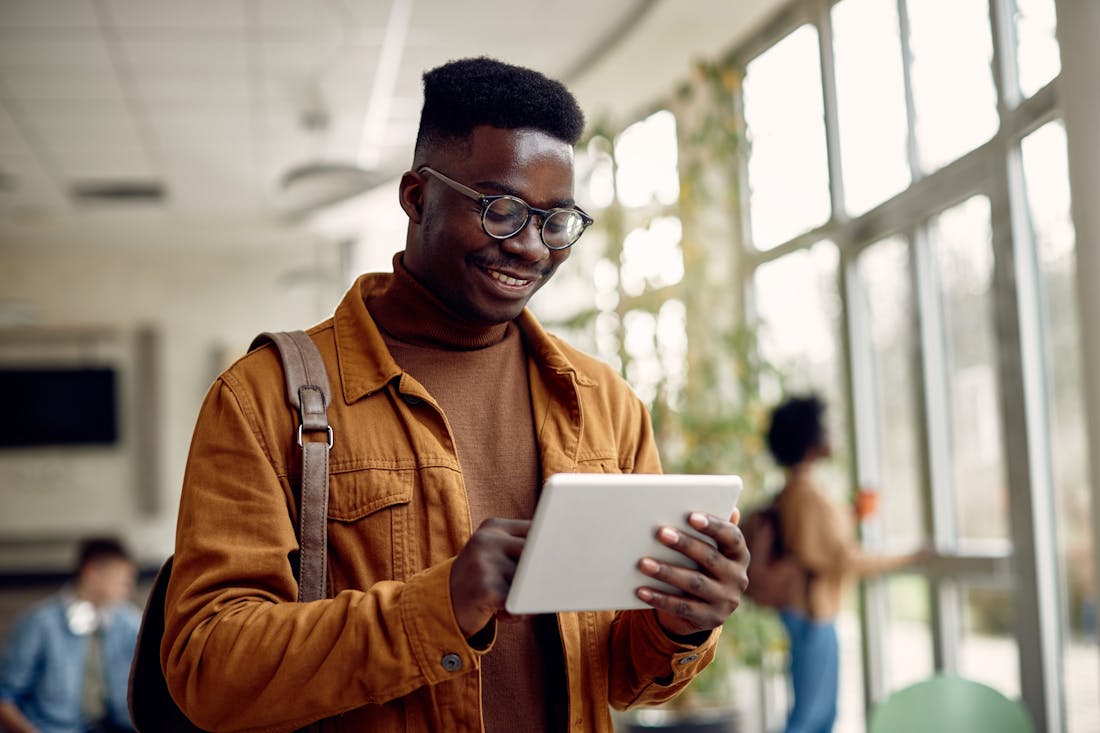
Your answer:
[333,272,597,406]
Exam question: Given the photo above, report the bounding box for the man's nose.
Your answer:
[499,216,548,261]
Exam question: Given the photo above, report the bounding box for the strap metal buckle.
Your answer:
[297,423,334,448]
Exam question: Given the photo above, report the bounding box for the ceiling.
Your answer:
[0,0,782,243]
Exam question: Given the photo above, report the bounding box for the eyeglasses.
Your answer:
[418,166,594,250]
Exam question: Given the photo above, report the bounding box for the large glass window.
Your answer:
[927,195,1008,545]
[832,0,910,214]
[614,109,680,208]
[856,236,923,550]
[727,0,1076,727]
[743,25,830,250]
[958,585,1022,696]
[882,576,935,693]
[1020,120,1096,733]
[753,245,840,398]
[1012,0,1061,99]
[907,0,998,172]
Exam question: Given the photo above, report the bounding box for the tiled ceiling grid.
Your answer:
[0,0,628,217]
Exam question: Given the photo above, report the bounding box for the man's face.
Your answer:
[80,558,136,607]
[402,125,577,325]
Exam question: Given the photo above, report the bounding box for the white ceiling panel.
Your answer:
[130,72,250,104]
[1,66,128,104]
[0,34,114,67]
[0,0,786,242]
[104,0,248,31]
[0,0,99,30]
[52,148,157,180]
[118,37,249,70]
[17,94,129,120]
[253,0,328,31]
[0,103,24,147]
[0,152,65,209]
[29,112,145,151]
[326,0,392,29]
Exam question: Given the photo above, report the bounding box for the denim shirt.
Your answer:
[0,592,139,733]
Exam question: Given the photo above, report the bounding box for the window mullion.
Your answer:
[896,0,922,181]
[815,0,847,221]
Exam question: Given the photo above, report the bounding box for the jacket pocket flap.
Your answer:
[327,468,413,521]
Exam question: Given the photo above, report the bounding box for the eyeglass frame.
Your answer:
[417,166,594,250]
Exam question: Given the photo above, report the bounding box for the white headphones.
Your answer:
[65,600,101,636]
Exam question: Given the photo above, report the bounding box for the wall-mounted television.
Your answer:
[1,367,119,448]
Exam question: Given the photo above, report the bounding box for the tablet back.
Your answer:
[505,473,742,614]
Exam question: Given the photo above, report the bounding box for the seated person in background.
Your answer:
[0,538,139,733]
[766,395,930,733]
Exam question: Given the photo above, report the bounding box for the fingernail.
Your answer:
[659,527,679,542]
[640,558,660,574]
[690,512,708,528]
[637,588,653,602]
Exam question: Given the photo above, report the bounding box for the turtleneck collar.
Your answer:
[367,252,511,350]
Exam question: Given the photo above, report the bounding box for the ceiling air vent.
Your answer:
[70,180,166,205]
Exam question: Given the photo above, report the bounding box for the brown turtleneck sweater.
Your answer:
[366,255,567,732]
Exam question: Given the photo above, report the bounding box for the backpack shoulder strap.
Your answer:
[251,330,332,603]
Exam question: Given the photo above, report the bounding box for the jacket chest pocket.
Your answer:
[325,468,415,591]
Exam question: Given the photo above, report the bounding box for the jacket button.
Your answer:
[402,394,422,406]
[678,654,698,665]
[441,653,462,672]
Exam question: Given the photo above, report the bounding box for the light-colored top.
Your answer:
[777,468,915,620]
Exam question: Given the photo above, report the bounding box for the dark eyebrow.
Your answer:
[474,179,576,210]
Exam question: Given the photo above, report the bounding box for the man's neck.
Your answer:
[369,253,510,350]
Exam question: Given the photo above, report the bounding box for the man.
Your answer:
[0,538,139,733]
[162,57,749,732]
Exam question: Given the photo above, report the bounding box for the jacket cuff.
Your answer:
[399,558,495,686]
[634,610,721,683]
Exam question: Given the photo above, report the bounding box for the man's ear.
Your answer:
[398,170,425,223]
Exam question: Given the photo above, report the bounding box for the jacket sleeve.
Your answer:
[162,379,484,733]
[603,389,723,709]
[788,487,913,579]
[607,611,721,710]
[0,611,42,706]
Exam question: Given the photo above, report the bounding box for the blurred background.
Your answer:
[0,1,1097,731]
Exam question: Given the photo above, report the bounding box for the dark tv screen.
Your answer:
[1,367,119,447]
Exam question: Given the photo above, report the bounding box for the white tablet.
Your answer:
[505,473,742,615]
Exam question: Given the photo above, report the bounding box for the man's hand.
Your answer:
[449,518,530,638]
[635,509,749,639]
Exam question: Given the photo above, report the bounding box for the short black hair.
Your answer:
[766,394,827,468]
[413,57,585,160]
[76,537,131,574]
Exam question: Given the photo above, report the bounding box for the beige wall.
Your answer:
[0,223,345,568]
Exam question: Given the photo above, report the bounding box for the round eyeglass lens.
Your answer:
[543,210,585,248]
[483,197,529,238]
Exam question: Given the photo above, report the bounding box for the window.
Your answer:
[856,237,923,550]
[1020,120,1096,733]
[832,0,910,214]
[927,195,1009,545]
[743,25,830,249]
[1013,0,1061,99]
[614,109,679,208]
[907,0,998,172]
[752,242,847,493]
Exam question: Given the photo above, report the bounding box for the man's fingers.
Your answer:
[638,557,721,601]
[681,514,749,563]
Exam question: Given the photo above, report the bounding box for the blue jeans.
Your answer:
[780,610,839,733]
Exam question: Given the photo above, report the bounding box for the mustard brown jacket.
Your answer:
[162,273,720,732]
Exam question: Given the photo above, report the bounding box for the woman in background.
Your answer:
[766,394,929,733]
